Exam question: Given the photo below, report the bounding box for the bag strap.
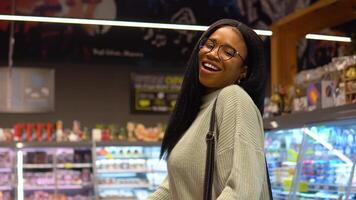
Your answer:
[203,98,274,200]
[203,98,218,200]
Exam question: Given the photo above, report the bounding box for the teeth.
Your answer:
[203,63,219,71]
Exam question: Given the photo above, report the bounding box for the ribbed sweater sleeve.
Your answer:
[146,176,170,200]
[214,86,267,200]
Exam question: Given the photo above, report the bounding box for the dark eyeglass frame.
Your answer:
[199,38,246,63]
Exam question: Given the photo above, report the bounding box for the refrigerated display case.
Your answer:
[93,142,166,200]
[264,104,356,200]
[18,142,94,200]
[0,140,165,200]
[0,146,15,200]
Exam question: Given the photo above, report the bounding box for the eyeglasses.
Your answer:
[199,39,245,63]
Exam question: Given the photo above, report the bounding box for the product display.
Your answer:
[95,146,166,200]
[21,147,94,200]
[264,55,356,118]
[0,137,165,200]
[0,149,14,200]
[265,117,356,199]
[92,122,165,142]
[26,191,92,200]
[1,121,165,143]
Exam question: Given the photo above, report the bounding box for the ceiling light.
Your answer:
[306,34,351,42]
[0,14,351,42]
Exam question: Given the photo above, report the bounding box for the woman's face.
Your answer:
[198,26,247,93]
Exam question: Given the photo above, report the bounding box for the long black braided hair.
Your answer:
[160,19,267,159]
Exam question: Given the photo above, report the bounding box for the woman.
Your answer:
[148,19,271,199]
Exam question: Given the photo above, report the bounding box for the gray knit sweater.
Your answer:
[147,85,270,200]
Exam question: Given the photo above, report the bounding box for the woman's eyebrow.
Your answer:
[208,37,238,51]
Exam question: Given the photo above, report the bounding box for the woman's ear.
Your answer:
[240,66,248,79]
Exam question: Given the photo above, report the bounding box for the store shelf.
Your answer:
[100,197,136,200]
[263,103,356,130]
[18,141,93,148]
[95,141,161,147]
[273,190,341,199]
[0,185,12,191]
[24,185,56,191]
[96,156,148,160]
[97,169,149,174]
[97,184,150,189]
[1,141,161,148]
[0,168,12,172]
[24,184,93,191]
[23,163,54,169]
[57,163,92,168]
[57,184,93,190]
[0,142,16,148]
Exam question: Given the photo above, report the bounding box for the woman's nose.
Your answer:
[206,46,220,61]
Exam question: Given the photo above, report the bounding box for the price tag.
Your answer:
[64,163,73,169]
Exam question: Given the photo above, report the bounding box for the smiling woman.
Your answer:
[147,19,273,200]
[198,26,248,93]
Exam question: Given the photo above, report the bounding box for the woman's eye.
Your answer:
[224,50,234,57]
[205,42,214,49]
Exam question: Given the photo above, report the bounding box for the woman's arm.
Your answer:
[214,85,267,200]
[146,176,170,200]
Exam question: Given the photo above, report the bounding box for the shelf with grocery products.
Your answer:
[265,55,356,127]
[24,184,93,191]
[263,103,356,130]
[94,145,166,200]
[0,141,162,148]
[0,168,12,173]
[0,148,15,200]
[265,111,356,199]
[23,163,53,169]
[19,141,93,148]
[0,120,164,146]
[56,163,92,168]
[0,120,165,200]
[97,184,151,189]
[273,190,343,200]
[22,163,92,169]
[0,186,13,191]
[95,141,161,147]
[97,169,150,174]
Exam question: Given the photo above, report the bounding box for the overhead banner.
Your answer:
[130,73,183,113]
[0,0,331,69]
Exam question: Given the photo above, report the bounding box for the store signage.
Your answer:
[130,73,183,113]
[0,68,55,113]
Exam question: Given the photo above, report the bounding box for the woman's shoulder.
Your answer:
[219,84,254,105]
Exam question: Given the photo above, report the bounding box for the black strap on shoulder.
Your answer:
[203,98,218,200]
[203,97,273,200]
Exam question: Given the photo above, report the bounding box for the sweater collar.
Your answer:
[200,89,222,110]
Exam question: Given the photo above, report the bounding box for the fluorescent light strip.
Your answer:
[254,29,273,36]
[306,34,351,42]
[0,14,274,36]
[0,14,208,31]
[17,150,24,200]
[0,14,351,41]
[302,128,353,165]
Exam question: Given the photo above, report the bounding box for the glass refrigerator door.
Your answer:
[95,145,167,200]
[0,148,15,200]
[265,128,304,199]
[288,119,356,200]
